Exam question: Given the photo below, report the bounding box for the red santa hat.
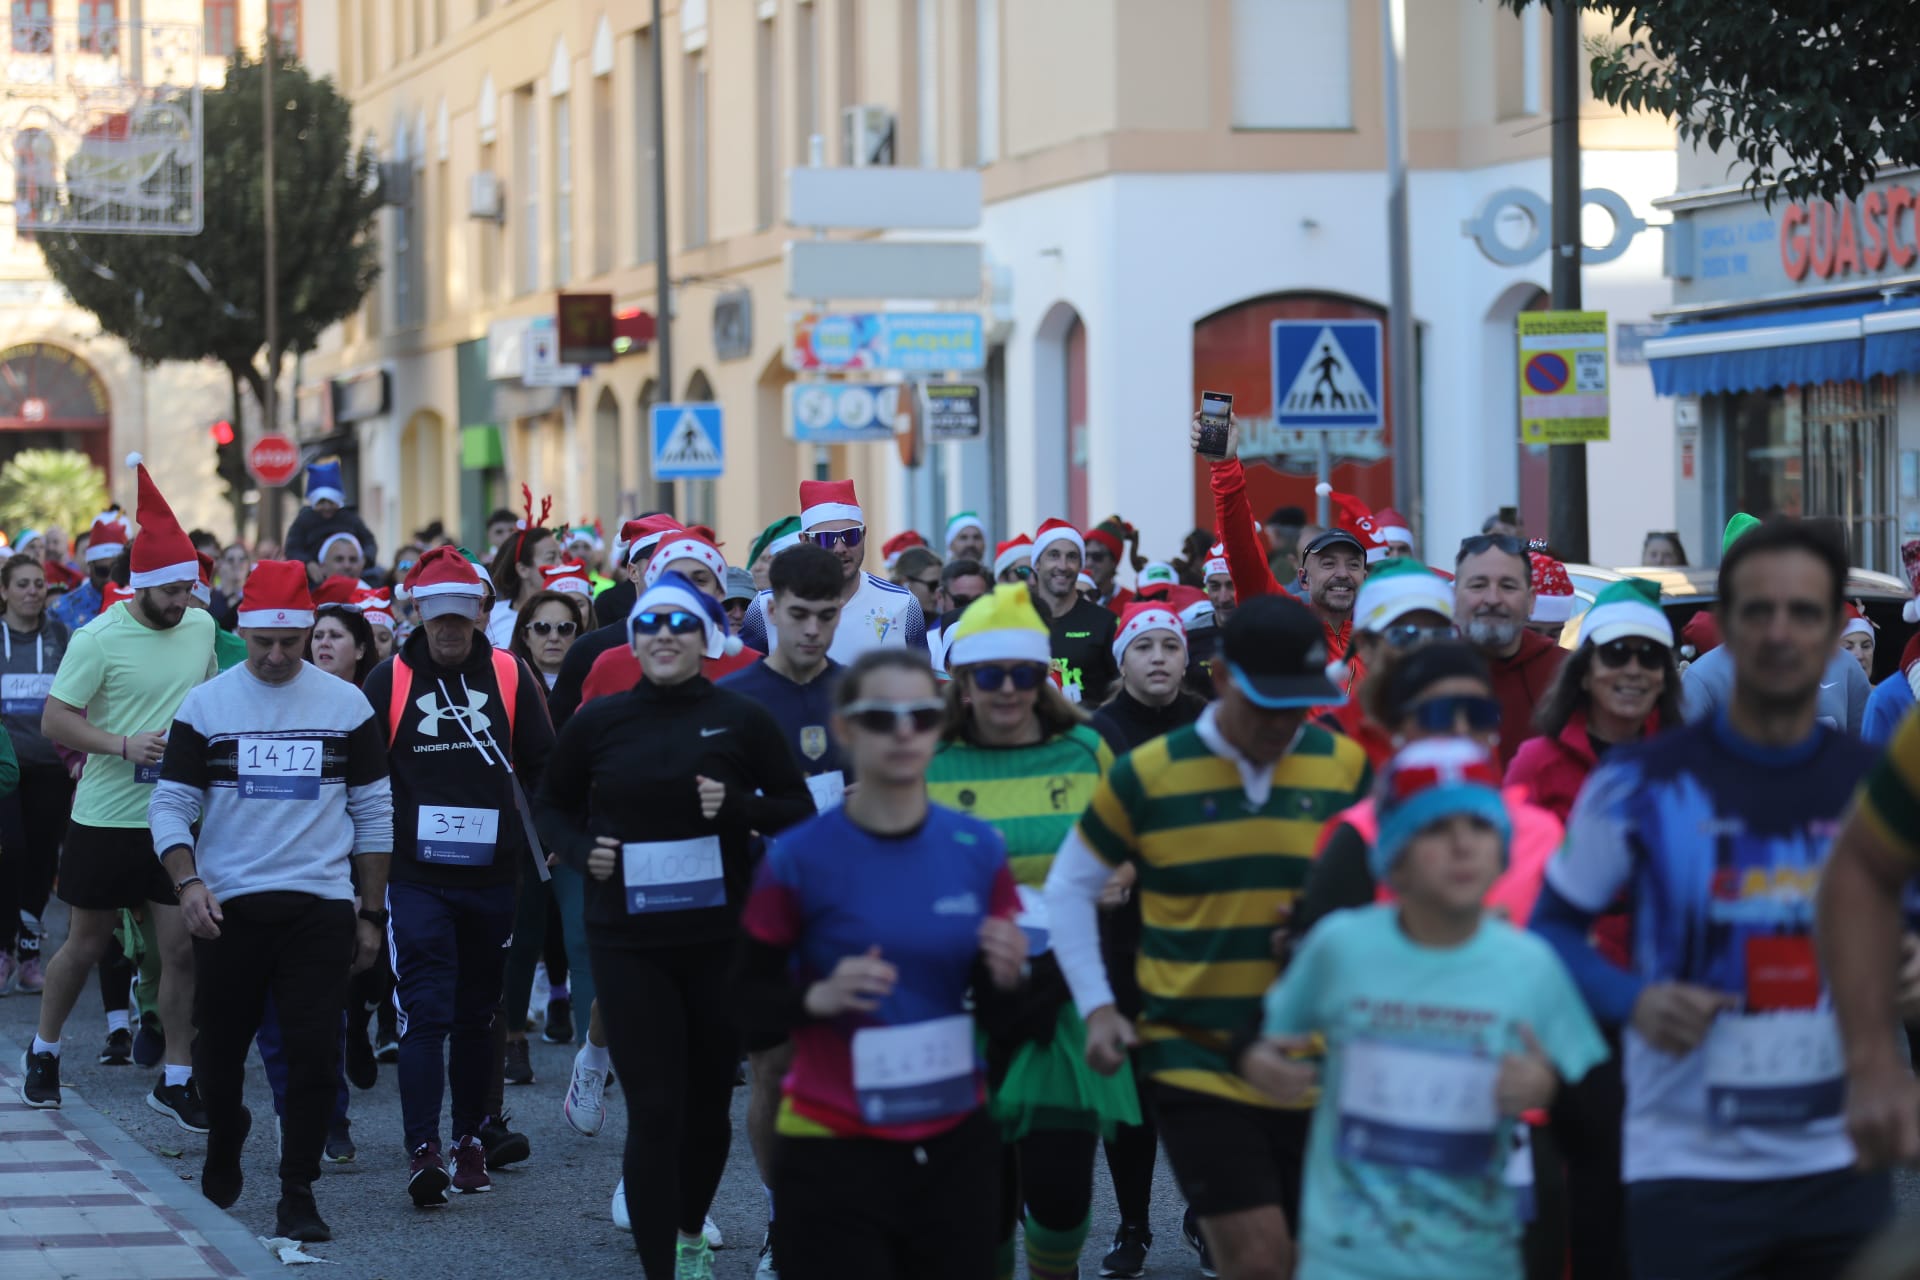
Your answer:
[541,562,594,597]
[312,576,362,609]
[1112,602,1185,665]
[993,533,1033,576]
[1313,483,1391,563]
[799,478,863,530]
[1202,542,1231,581]
[1084,526,1124,562]
[620,514,685,567]
[403,545,488,619]
[1030,518,1086,566]
[236,560,316,629]
[123,453,198,588]
[1843,602,1876,643]
[645,530,728,589]
[1902,539,1920,624]
[881,530,927,570]
[85,511,129,564]
[351,585,396,631]
[1373,507,1413,551]
[1529,554,1576,624]
[99,581,135,614]
[193,551,215,605]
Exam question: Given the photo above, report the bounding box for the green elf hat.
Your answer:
[1580,577,1673,648]
[1353,557,1454,634]
[749,515,802,567]
[1722,512,1760,556]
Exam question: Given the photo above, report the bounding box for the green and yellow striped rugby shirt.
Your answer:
[1857,705,1920,863]
[1076,721,1370,1107]
[928,725,1113,886]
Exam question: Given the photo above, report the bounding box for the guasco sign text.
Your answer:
[1779,184,1920,282]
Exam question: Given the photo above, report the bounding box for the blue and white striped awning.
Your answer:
[1646,295,1920,396]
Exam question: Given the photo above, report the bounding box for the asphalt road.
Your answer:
[5,899,1916,1280]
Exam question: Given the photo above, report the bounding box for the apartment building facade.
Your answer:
[315,0,1676,563]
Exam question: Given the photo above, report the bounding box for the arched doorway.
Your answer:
[1033,302,1084,524]
[1483,284,1552,540]
[0,343,112,473]
[637,377,665,511]
[399,411,448,541]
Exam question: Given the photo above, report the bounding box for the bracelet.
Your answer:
[173,875,204,895]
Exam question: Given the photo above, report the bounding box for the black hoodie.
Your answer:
[534,675,814,951]
[1090,686,1208,758]
[364,627,555,889]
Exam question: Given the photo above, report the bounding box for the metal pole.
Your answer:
[650,0,675,512]
[261,11,281,541]
[1547,0,1589,561]
[1316,436,1331,526]
[1380,0,1420,548]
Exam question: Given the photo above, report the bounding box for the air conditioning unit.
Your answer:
[378,163,413,206]
[468,171,505,222]
[841,105,895,168]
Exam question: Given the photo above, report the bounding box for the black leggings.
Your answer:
[592,940,738,1279]
[0,764,71,951]
[1103,1112,1158,1227]
[999,1126,1099,1241]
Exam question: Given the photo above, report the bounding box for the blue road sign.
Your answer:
[650,402,725,479]
[1271,320,1385,431]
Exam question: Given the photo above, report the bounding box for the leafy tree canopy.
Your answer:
[1500,0,1920,202]
[0,448,109,540]
[38,46,382,410]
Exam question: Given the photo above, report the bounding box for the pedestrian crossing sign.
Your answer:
[650,403,725,479]
[1270,320,1385,430]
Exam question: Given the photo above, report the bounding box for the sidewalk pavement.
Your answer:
[0,1033,283,1280]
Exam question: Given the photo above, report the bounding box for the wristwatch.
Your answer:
[358,907,389,928]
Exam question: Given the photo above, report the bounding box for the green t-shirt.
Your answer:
[213,626,247,671]
[48,602,217,828]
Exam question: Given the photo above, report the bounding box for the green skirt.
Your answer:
[990,1003,1142,1142]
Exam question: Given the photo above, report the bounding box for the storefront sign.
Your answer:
[922,382,982,441]
[294,381,334,439]
[788,312,983,372]
[1669,173,1920,305]
[1517,311,1609,445]
[786,380,902,444]
[523,316,583,388]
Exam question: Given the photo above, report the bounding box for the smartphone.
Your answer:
[1196,391,1233,459]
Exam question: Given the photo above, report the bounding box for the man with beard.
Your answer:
[945,510,988,564]
[21,456,219,1125]
[1029,518,1118,705]
[1454,533,1565,765]
[1298,525,1368,700]
[1202,541,1237,625]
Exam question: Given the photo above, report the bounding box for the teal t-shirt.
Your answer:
[1262,906,1608,1280]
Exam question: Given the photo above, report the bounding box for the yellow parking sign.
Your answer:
[1518,311,1609,444]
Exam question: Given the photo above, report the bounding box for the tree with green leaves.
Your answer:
[1499,0,1920,202]
[0,448,110,542]
[37,45,382,522]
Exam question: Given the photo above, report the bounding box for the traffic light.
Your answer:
[210,419,247,498]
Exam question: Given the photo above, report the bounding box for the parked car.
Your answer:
[1555,563,1915,684]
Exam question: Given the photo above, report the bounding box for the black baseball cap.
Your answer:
[1221,594,1345,708]
[1304,526,1365,557]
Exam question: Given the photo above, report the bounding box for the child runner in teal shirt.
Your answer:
[1254,738,1608,1280]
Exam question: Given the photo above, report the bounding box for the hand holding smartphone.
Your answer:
[1195,391,1234,460]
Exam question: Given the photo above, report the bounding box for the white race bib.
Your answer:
[1337,1040,1500,1173]
[851,1014,977,1126]
[235,737,323,800]
[415,806,501,866]
[622,836,725,914]
[806,771,846,812]
[1703,1009,1845,1128]
[0,672,53,716]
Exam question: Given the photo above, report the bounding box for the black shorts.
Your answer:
[1150,1080,1310,1221]
[56,821,176,911]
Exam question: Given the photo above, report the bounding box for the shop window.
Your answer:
[203,0,237,57]
[272,0,301,56]
[1726,378,1896,572]
[1231,0,1350,129]
[11,0,48,55]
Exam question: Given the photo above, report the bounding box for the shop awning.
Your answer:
[1648,296,1920,396]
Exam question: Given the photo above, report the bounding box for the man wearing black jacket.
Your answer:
[535,571,813,1280]
[361,547,554,1208]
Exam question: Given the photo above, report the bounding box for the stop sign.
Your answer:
[247,434,301,487]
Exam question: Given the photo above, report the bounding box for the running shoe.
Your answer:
[131,1012,164,1068]
[1100,1222,1152,1278]
[99,1027,134,1065]
[676,1234,716,1280]
[374,1006,399,1062]
[345,1013,377,1090]
[542,996,574,1044]
[408,1142,450,1208]
[478,1112,530,1169]
[563,1046,607,1136]
[0,952,17,995]
[529,961,551,1026]
[503,1037,533,1085]
[20,1048,60,1108]
[16,955,43,993]
[756,1229,778,1278]
[276,1185,332,1243]
[611,1177,629,1230]
[450,1135,491,1194]
[201,1106,253,1209]
[704,1215,724,1249]
[147,1077,210,1133]
[1182,1206,1219,1279]
[323,1118,356,1164]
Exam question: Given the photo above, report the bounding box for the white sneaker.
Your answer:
[564,1046,607,1137]
[611,1177,629,1230]
[756,1232,778,1277]
[528,961,550,1027]
[703,1214,723,1249]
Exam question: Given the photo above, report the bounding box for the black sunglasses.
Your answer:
[1409,694,1502,733]
[910,575,941,592]
[1457,533,1530,561]
[803,526,866,550]
[947,593,982,613]
[1595,639,1666,671]
[999,565,1034,582]
[529,620,577,637]
[632,610,705,637]
[842,699,945,735]
[970,663,1046,692]
[1378,622,1457,651]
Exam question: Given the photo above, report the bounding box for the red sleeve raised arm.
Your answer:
[1209,458,1283,601]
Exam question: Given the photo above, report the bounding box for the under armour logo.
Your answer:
[413,688,492,737]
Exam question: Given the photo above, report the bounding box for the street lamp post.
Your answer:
[261,5,281,539]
